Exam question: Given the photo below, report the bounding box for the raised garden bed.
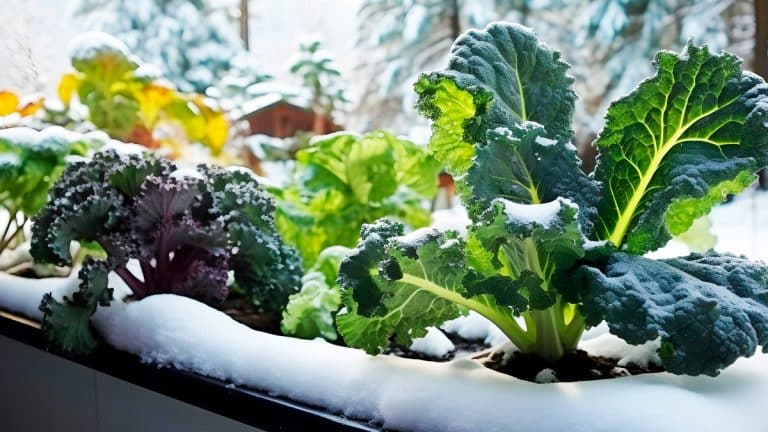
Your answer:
[0,311,375,432]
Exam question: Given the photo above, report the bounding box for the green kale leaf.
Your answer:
[281,246,349,341]
[571,252,768,376]
[593,43,768,253]
[414,23,576,175]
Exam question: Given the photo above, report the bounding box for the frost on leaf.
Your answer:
[31,150,302,353]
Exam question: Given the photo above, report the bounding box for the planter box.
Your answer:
[0,312,375,432]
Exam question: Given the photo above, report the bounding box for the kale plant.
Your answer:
[337,22,768,376]
[31,149,302,353]
[0,127,90,257]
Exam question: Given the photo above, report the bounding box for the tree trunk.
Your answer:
[755,0,768,188]
[450,0,461,40]
[240,0,250,50]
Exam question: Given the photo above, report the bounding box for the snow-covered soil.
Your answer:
[93,295,766,432]
[1,192,767,431]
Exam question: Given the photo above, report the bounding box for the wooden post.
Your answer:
[755,0,767,79]
[756,0,768,187]
[240,0,250,50]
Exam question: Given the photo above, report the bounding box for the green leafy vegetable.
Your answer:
[339,22,768,376]
[0,127,91,257]
[414,23,576,176]
[593,43,768,253]
[31,150,302,353]
[337,220,521,354]
[273,130,440,266]
[281,245,349,340]
[570,252,768,376]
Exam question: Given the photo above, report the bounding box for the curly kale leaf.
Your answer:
[471,197,586,310]
[593,42,768,253]
[337,219,531,355]
[32,150,301,353]
[201,165,303,312]
[571,251,768,376]
[415,23,576,175]
[39,259,115,354]
[465,124,600,234]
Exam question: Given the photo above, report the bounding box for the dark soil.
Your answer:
[218,294,282,335]
[214,298,664,383]
[384,329,491,361]
[483,349,664,383]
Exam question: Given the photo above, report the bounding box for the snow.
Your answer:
[83,294,768,432]
[98,140,147,156]
[534,368,558,383]
[169,167,205,181]
[430,205,470,235]
[441,311,510,347]
[442,311,494,340]
[534,136,558,147]
[395,227,436,248]
[409,327,455,358]
[403,5,428,43]
[491,197,575,229]
[580,334,661,368]
[0,127,39,147]
[0,271,79,321]
[68,31,130,64]
[0,153,20,166]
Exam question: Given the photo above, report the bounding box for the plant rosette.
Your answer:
[337,21,768,379]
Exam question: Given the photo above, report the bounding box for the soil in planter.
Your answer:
[483,349,664,383]
[387,336,489,361]
[217,294,282,335]
[385,331,492,361]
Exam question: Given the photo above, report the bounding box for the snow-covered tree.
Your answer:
[569,0,754,140]
[352,0,525,132]
[75,0,267,94]
[351,0,753,140]
[290,39,349,119]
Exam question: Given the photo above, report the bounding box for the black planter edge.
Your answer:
[0,311,379,432]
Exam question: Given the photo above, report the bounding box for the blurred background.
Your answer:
[2,0,763,152]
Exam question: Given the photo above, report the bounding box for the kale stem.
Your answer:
[562,309,586,350]
[0,216,25,255]
[115,266,147,299]
[531,307,565,362]
[0,210,18,254]
[139,259,155,294]
[399,273,534,351]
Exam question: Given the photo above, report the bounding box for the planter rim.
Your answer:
[0,312,377,432]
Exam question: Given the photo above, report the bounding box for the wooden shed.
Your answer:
[239,93,341,138]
